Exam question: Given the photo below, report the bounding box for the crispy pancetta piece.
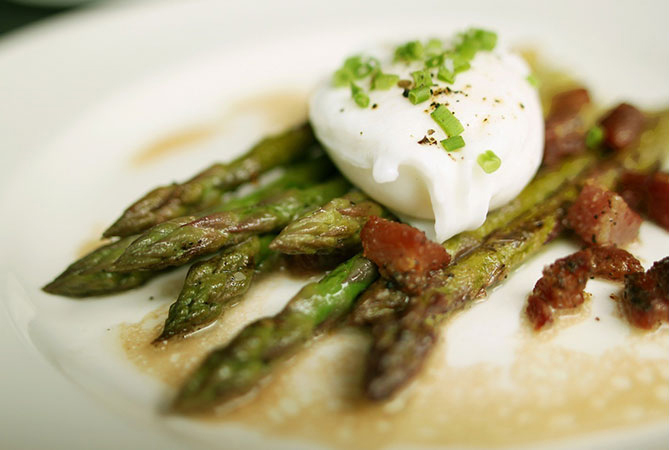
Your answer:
[567,182,642,247]
[361,216,451,295]
[526,246,643,330]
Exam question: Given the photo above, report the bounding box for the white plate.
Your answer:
[1,1,668,449]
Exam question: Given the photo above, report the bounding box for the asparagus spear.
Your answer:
[104,123,315,238]
[43,157,332,298]
[111,178,351,272]
[172,254,378,413]
[42,236,156,297]
[154,235,275,344]
[269,190,389,255]
[364,110,669,400]
[365,194,566,400]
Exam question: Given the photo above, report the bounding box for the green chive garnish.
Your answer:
[431,105,464,137]
[408,86,431,105]
[526,73,540,88]
[373,73,399,90]
[425,38,443,56]
[472,29,497,51]
[333,68,352,87]
[477,150,501,173]
[437,65,455,84]
[456,38,479,61]
[441,135,465,152]
[406,41,424,59]
[333,55,379,86]
[395,40,424,62]
[451,53,471,73]
[411,69,433,88]
[585,125,605,149]
[350,82,369,108]
[425,54,444,68]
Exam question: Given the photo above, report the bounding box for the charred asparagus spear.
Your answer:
[42,236,156,297]
[104,123,315,238]
[365,194,566,400]
[43,157,333,298]
[111,178,350,272]
[172,254,378,413]
[364,110,669,400]
[269,190,389,255]
[154,235,276,343]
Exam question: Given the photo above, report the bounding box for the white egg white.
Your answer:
[309,39,544,242]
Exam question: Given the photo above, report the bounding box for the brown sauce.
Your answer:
[120,291,668,448]
[131,90,308,167]
[76,224,109,257]
[132,126,216,166]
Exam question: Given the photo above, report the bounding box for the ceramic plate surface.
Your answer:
[1,1,668,449]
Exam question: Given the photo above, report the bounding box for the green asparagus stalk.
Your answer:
[42,237,156,297]
[269,190,389,255]
[172,254,378,413]
[365,196,564,400]
[43,157,332,298]
[111,178,351,272]
[104,123,315,238]
[154,235,275,344]
[364,109,669,400]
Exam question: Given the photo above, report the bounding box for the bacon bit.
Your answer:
[526,246,642,330]
[361,216,451,295]
[621,257,669,330]
[619,171,669,231]
[599,103,645,150]
[550,88,591,118]
[566,182,642,247]
[543,88,591,167]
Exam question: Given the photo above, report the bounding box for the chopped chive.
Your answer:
[451,53,471,73]
[406,41,424,59]
[332,68,352,87]
[333,55,379,87]
[350,83,369,108]
[477,150,501,173]
[353,63,373,79]
[431,105,464,137]
[395,40,424,62]
[408,86,431,104]
[437,65,455,84]
[425,38,443,56]
[372,73,399,90]
[411,69,433,88]
[343,56,362,73]
[425,54,444,68]
[526,73,540,88]
[456,38,480,61]
[441,135,465,151]
[473,29,497,51]
[585,125,605,149]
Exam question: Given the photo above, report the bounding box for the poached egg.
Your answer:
[309,31,544,242]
